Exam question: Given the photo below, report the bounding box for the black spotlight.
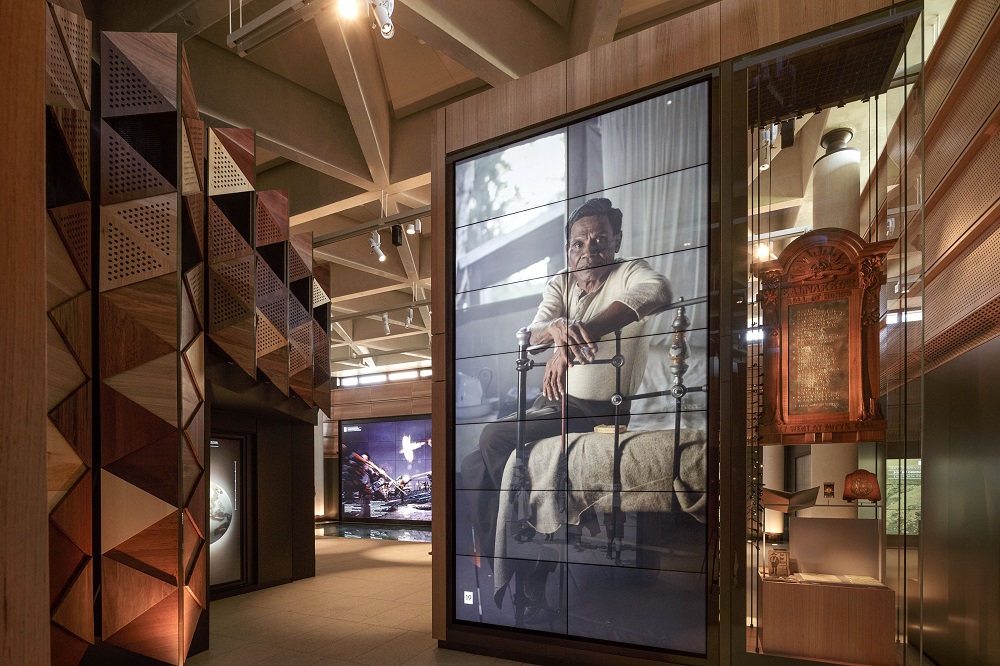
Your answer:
[391,224,404,247]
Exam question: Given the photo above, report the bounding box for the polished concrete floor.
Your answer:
[187,536,531,666]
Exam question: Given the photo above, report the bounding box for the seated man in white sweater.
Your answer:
[460,197,672,591]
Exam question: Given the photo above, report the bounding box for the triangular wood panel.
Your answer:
[184,264,206,327]
[180,286,198,352]
[183,333,205,401]
[101,273,179,348]
[100,384,175,466]
[100,121,175,205]
[99,193,177,289]
[290,232,312,275]
[47,318,86,412]
[256,256,285,302]
[105,513,179,585]
[184,195,205,260]
[46,420,85,512]
[183,587,203,655]
[49,381,92,474]
[258,289,287,333]
[101,556,176,639]
[208,269,252,333]
[104,432,180,507]
[184,402,205,468]
[180,364,199,434]
[186,475,206,537]
[209,200,253,263]
[288,246,310,283]
[255,189,288,246]
[50,471,92,555]
[182,518,202,581]
[52,558,94,643]
[51,107,91,198]
[182,445,202,509]
[290,367,314,405]
[49,523,86,608]
[51,622,90,666]
[208,131,253,196]
[48,201,92,290]
[104,588,181,664]
[209,317,256,378]
[213,128,255,184]
[49,291,92,378]
[186,550,206,607]
[104,353,179,428]
[213,254,255,306]
[259,347,290,396]
[99,294,175,378]
[102,32,176,117]
[311,278,331,309]
[47,217,86,310]
[45,9,85,110]
[100,470,176,554]
[49,3,91,101]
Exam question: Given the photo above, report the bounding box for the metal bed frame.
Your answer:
[507,295,708,626]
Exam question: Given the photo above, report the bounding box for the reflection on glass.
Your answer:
[452,81,709,653]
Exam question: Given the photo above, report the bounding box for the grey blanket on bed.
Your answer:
[493,427,707,602]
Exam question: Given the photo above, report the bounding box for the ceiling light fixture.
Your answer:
[369,230,386,262]
[367,0,394,38]
[405,218,421,235]
[337,0,358,19]
[391,224,404,247]
[382,312,391,335]
[227,0,336,57]
[404,307,413,329]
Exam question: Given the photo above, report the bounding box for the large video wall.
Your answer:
[451,80,710,654]
[340,416,433,522]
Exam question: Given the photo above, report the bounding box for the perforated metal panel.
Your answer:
[256,308,286,357]
[50,3,91,101]
[45,8,84,109]
[207,131,252,196]
[213,255,254,307]
[926,40,1000,196]
[101,38,175,118]
[925,3,999,126]
[208,201,252,263]
[100,122,173,205]
[926,132,1000,266]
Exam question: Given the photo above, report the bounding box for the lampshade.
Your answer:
[843,469,881,501]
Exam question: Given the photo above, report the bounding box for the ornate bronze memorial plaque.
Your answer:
[756,229,895,444]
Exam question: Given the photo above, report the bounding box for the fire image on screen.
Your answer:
[451,79,710,654]
[340,417,432,522]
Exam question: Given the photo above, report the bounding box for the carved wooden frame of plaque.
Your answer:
[755,228,895,445]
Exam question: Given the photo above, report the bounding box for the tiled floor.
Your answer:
[187,537,533,666]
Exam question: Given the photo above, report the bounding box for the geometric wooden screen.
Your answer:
[98,32,206,665]
[207,128,256,378]
[45,3,94,663]
[289,232,315,403]
[256,189,290,395]
[312,261,331,416]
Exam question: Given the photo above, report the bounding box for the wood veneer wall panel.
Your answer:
[99,32,207,665]
[44,3,93,663]
[566,4,720,112]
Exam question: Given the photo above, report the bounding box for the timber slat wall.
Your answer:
[430,0,896,647]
